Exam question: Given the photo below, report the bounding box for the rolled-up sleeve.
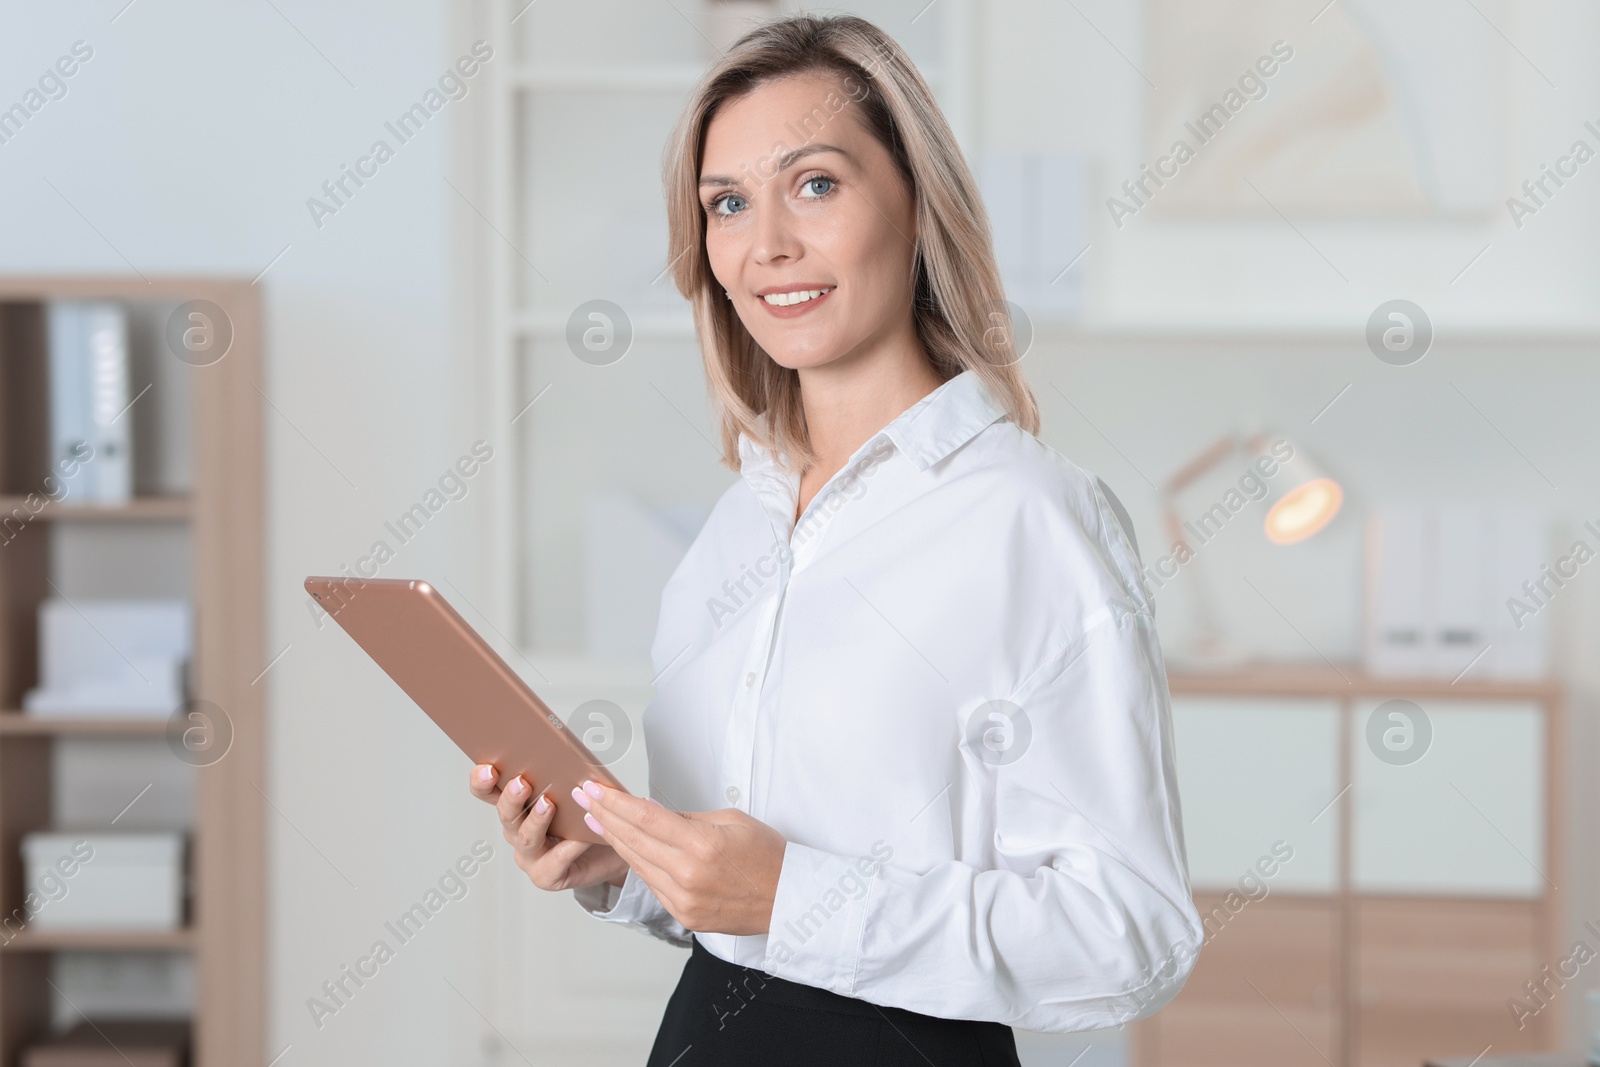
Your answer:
[573,868,693,948]
[759,604,1204,1033]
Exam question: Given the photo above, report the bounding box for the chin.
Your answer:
[745,333,838,371]
[760,346,845,372]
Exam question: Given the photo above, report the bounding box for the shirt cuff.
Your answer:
[760,840,876,993]
[573,869,651,922]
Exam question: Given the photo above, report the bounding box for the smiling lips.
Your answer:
[757,285,835,318]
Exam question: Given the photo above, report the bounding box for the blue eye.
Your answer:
[709,193,746,216]
[800,176,834,198]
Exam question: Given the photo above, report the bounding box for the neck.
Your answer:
[795,335,944,477]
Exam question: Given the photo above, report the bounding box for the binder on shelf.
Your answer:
[1433,504,1488,679]
[47,300,132,505]
[1483,508,1550,680]
[1365,504,1550,681]
[1365,507,1428,676]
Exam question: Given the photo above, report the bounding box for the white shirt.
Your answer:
[573,369,1204,1033]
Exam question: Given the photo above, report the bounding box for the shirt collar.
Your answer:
[881,369,1010,472]
[737,369,1009,483]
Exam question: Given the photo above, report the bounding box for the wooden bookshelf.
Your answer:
[0,278,264,1067]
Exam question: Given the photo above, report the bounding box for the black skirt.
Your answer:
[645,936,1023,1066]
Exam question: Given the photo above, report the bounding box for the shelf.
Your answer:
[507,63,943,93]
[0,926,194,952]
[0,496,190,522]
[511,656,1561,702]
[0,714,169,736]
[509,63,706,91]
[511,310,696,341]
[0,276,254,301]
[507,310,1080,344]
[1166,662,1561,701]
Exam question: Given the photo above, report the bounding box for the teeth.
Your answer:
[762,287,832,307]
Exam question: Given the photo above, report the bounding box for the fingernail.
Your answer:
[582,779,604,798]
[584,812,604,835]
[571,785,590,810]
[533,794,549,815]
[507,776,525,795]
[646,797,662,806]
[477,765,494,782]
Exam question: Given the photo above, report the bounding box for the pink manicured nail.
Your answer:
[584,812,604,835]
[582,779,604,798]
[507,776,525,795]
[571,785,590,810]
[477,765,494,782]
[533,795,549,815]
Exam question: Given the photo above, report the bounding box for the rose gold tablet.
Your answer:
[304,575,626,844]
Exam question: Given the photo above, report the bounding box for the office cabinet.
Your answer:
[1353,700,1544,896]
[1354,898,1543,1067]
[1142,894,1339,1067]
[1169,697,1340,893]
[1134,668,1563,1067]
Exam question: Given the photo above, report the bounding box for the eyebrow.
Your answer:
[699,143,853,188]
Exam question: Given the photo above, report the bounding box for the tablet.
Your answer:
[304,575,627,844]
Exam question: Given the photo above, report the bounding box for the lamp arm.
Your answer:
[1162,501,1227,657]
[1160,431,1263,662]
[1162,433,1238,498]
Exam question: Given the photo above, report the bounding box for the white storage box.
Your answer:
[21,832,185,930]
[23,599,191,717]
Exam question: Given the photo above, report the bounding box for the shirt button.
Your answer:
[725,785,741,804]
[744,672,756,688]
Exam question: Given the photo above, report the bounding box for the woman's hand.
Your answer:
[571,780,787,936]
[469,764,630,892]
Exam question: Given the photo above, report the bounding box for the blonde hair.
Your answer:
[662,13,1040,472]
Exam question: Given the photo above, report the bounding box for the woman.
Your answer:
[470,13,1203,1064]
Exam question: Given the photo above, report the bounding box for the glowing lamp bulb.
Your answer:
[1265,478,1343,545]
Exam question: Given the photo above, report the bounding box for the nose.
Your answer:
[750,195,803,266]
